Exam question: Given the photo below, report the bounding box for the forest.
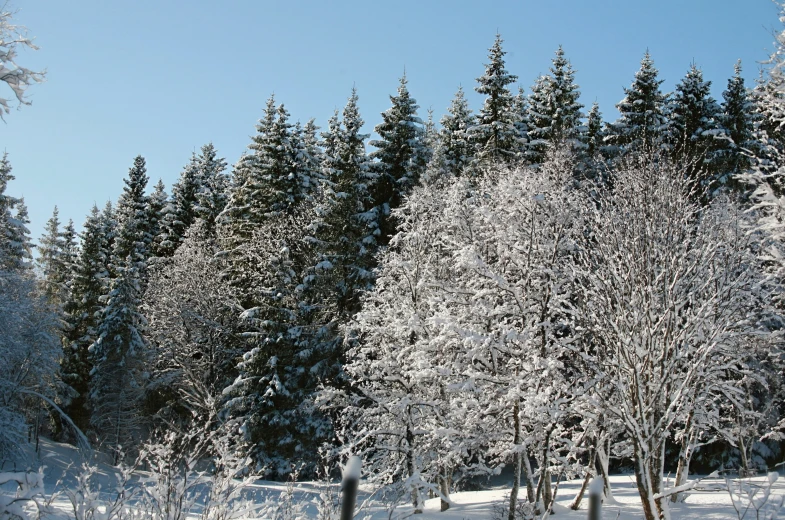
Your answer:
[3,4,785,520]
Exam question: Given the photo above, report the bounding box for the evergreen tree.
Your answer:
[37,206,67,306]
[526,46,584,164]
[113,156,151,272]
[667,63,725,186]
[580,101,607,180]
[147,179,168,258]
[193,143,229,235]
[370,74,425,244]
[718,61,758,190]
[89,261,147,463]
[610,51,669,154]
[0,154,31,271]
[61,206,110,436]
[471,34,520,165]
[160,155,201,257]
[430,86,476,179]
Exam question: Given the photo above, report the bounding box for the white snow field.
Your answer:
[2,438,784,519]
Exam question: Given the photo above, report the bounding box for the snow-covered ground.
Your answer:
[3,438,784,519]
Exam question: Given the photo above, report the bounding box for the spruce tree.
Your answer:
[159,155,201,257]
[718,61,757,190]
[61,206,109,435]
[581,101,607,180]
[113,156,151,272]
[526,46,584,164]
[471,34,520,165]
[430,86,476,179]
[37,206,67,306]
[370,74,425,244]
[610,51,669,154]
[667,63,725,186]
[193,143,229,235]
[147,179,168,258]
[0,154,32,271]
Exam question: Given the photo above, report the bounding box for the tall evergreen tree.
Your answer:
[0,154,31,271]
[194,143,229,235]
[159,155,201,257]
[37,206,68,306]
[610,51,669,154]
[147,179,168,258]
[430,86,476,179]
[61,206,110,436]
[718,61,758,190]
[370,74,425,244]
[526,46,584,164]
[113,156,151,272]
[667,63,725,186]
[471,34,520,165]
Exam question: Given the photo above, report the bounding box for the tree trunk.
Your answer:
[571,442,597,510]
[508,400,522,520]
[439,472,450,512]
[672,412,695,503]
[523,448,536,504]
[633,442,658,520]
[405,427,422,514]
[596,438,613,501]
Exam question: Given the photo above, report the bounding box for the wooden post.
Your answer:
[588,476,603,520]
[341,456,362,520]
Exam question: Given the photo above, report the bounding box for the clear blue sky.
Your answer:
[1,0,780,242]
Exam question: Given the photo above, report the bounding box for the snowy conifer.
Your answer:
[429,86,476,180]
[609,51,669,154]
[0,154,32,271]
[471,34,521,165]
[525,46,584,164]
[370,74,425,244]
[717,61,757,189]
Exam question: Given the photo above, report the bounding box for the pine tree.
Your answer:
[61,206,110,436]
[193,143,229,235]
[471,34,520,165]
[160,156,201,257]
[89,261,147,463]
[113,156,151,272]
[147,179,168,258]
[610,51,669,154]
[667,63,725,186]
[0,154,31,271]
[718,61,757,190]
[37,206,67,306]
[370,74,425,244]
[430,86,476,179]
[526,46,584,164]
[580,101,607,180]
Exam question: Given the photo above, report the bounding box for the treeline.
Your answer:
[0,28,783,520]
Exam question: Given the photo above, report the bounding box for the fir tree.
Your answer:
[430,86,476,179]
[667,63,725,186]
[37,206,67,306]
[370,74,425,244]
[61,206,109,436]
[147,179,168,258]
[0,154,31,271]
[113,156,151,272]
[160,155,201,257]
[193,143,229,235]
[526,46,584,164]
[581,101,607,180]
[471,34,520,165]
[718,61,757,189]
[610,51,669,154]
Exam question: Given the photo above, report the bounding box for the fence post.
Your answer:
[588,476,603,520]
[340,456,362,520]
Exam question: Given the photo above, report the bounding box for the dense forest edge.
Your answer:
[6,4,785,520]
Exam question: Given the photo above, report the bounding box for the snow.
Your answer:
[4,438,785,519]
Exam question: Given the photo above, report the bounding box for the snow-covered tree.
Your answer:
[144,220,242,431]
[370,74,425,244]
[60,205,111,436]
[193,143,229,234]
[113,155,151,272]
[526,46,584,164]
[575,152,770,520]
[470,34,521,165]
[667,63,725,187]
[429,86,476,180]
[37,206,72,306]
[0,7,45,118]
[609,51,669,154]
[0,154,32,271]
[716,61,758,191]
